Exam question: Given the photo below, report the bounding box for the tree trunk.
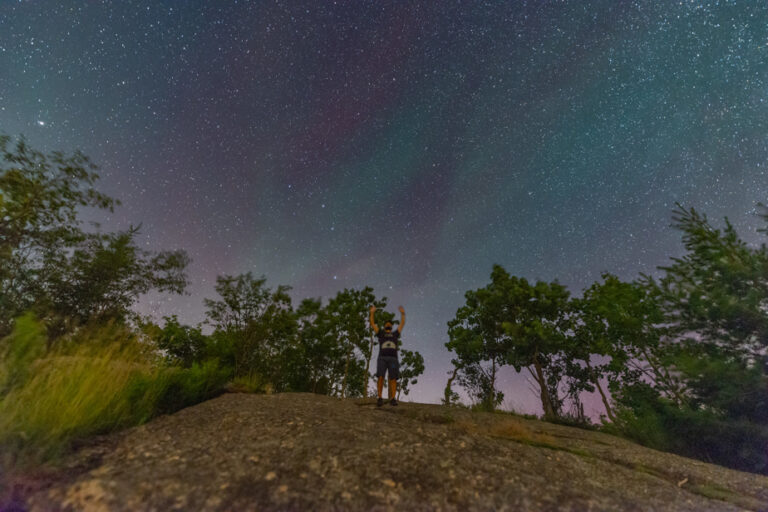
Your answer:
[444,366,459,405]
[489,357,497,410]
[586,360,616,423]
[533,350,556,419]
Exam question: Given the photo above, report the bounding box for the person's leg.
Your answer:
[388,357,400,404]
[376,358,387,399]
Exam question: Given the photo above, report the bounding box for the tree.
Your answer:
[446,268,510,411]
[1,135,114,333]
[45,228,189,336]
[645,204,768,423]
[567,274,668,422]
[396,349,425,400]
[289,297,350,394]
[610,204,768,474]
[152,315,208,368]
[442,366,461,406]
[655,204,768,356]
[323,287,380,398]
[204,273,295,382]
[492,266,570,419]
[0,135,188,337]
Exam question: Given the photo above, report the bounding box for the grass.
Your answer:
[0,314,228,469]
[229,373,273,394]
[455,417,558,447]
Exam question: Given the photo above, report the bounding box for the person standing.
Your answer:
[369,305,405,406]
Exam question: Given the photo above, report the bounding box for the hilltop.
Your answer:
[10,393,768,511]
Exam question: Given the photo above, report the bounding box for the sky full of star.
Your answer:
[3,1,768,414]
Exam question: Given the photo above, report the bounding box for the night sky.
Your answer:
[3,1,768,414]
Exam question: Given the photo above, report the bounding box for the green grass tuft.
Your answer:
[0,314,228,469]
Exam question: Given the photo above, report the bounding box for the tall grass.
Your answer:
[0,314,228,469]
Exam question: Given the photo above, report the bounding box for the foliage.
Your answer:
[397,349,425,399]
[203,273,295,382]
[612,204,768,474]
[441,367,462,406]
[198,278,391,398]
[0,135,188,337]
[0,137,428,471]
[446,265,570,416]
[455,362,504,411]
[566,274,670,422]
[446,265,513,410]
[0,315,227,468]
[443,203,768,474]
[655,204,768,352]
[290,297,343,394]
[150,315,208,368]
[324,287,382,397]
[45,228,189,336]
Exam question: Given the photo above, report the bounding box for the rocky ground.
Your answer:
[5,392,768,511]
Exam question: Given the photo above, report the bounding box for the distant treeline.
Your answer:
[444,204,768,474]
[148,275,424,399]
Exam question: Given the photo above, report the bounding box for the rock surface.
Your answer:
[11,392,768,511]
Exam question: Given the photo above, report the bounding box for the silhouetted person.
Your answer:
[369,305,405,406]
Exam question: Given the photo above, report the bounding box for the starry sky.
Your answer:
[3,1,768,414]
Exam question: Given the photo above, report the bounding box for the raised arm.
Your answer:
[397,305,406,333]
[369,305,379,334]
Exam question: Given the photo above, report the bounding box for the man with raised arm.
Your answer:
[369,305,406,406]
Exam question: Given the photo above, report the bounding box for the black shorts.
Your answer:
[376,356,400,380]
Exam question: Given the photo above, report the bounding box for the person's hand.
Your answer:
[370,305,377,313]
[398,305,405,314]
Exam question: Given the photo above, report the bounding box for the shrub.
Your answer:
[611,393,768,475]
[0,315,227,469]
[229,373,272,394]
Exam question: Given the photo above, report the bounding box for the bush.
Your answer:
[229,373,272,394]
[611,394,768,475]
[0,315,227,468]
[662,409,768,474]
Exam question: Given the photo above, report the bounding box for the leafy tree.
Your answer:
[611,204,768,473]
[494,266,570,418]
[454,361,504,410]
[204,273,295,382]
[655,204,768,354]
[288,297,349,394]
[647,204,768,424]
[45,228,189,336]
[0,135,188,337]
[567,274,670,422]
[1,135,114,333]
[446,268,510,410]
[396,349,425,400]
[152,315,208,368]
[287,298,327,393]
[323,287,381,398]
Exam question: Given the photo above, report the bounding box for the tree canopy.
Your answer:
[0,135,189,337]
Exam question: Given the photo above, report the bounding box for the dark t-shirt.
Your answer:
[377,329,400,358]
